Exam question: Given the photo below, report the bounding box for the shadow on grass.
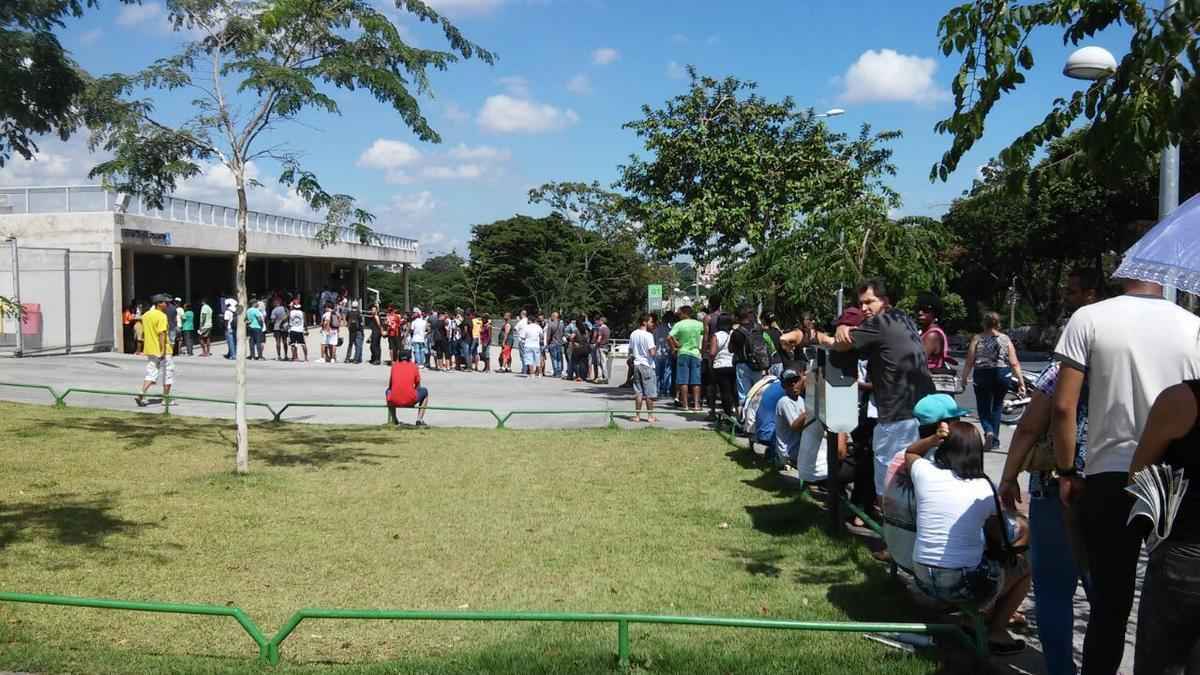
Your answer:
[0,491,154,551]
[53,413,234,452]
[253,427,400,469]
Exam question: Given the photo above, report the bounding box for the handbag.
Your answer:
[1018,436,1057,473]
[929,365,962,395]
[984,478,1028,567]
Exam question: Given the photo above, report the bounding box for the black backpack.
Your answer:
[740,324,771,371]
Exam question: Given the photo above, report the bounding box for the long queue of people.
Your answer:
[123,287,617,379]
[686,271,1200,674]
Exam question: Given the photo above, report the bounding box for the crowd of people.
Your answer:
[122,286,618,379]
[123,268,1200,673]
[634,271,1200,674]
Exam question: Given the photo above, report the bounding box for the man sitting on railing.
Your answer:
[386,349,429,428]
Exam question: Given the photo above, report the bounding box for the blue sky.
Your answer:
[1,0,1133,260]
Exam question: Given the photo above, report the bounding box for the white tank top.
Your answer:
[713,330,734,369]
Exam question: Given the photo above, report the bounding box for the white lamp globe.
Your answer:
[1064,46,1118,81]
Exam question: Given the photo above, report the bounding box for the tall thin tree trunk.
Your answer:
[234,181,250,474]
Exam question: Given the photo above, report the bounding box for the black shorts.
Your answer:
[288,331,305,345]
[388,336,400,352]
[274,329,288,338]
[435,340,450,358]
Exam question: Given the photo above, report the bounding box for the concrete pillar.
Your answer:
[352,262,361,304]
[184,255,192,305]
[402,263,410,311]
[119,246,134,352]
[262,257,269,291]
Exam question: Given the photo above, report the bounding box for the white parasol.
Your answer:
[1114,192,1200,294]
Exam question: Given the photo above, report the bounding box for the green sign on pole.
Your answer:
[647,284,663,311]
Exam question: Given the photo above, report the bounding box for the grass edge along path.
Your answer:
[0,401,962,674]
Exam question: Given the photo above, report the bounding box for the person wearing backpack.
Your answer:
[344,301,363,364]
[730,306,768,405]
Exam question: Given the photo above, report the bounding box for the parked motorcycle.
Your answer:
[1000,369,1041,425]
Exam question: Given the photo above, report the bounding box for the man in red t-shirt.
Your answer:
[385,349,429,427]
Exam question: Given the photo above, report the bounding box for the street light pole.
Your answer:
[1159,0,1181,303]
[1064,2,1180,303]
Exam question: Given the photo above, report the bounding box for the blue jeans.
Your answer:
[972,366,1010,438]
[655,353,674,397]
[548,344,563,377]
[675,354,701,386]
[460,339,474,362]
[735,362,759,404]
[522,346,540,372]
[225,328,237,358]
[347,330,363,362]
[412,341,427,367]
[1029,478,1088,675]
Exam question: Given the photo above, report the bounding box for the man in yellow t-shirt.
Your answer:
[136,294,175,407]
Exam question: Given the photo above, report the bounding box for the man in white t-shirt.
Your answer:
[514,310,529,371]
[409,311,428,369]
[1053,278,1200,674]
[287,301,308,362]
[520,317,543,377]
[629,313,658,423]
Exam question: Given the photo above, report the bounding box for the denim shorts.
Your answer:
[912,559,1002,608]
[675,354,702,386]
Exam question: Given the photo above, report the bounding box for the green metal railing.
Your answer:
[0,381,740,433]
[0,592,270,659]
[272,402,504,427]
[0,591,972,668]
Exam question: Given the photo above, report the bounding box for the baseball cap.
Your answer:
[351,301,360,309]
[151,293,171,303]
[835,307,866,327]
[913,394,971,426]
[780,369,803,385]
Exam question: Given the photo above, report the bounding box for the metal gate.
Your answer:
[0,241,114,356]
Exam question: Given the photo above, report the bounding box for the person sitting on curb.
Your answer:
[903,406,1031,656]
[385,349,429,428]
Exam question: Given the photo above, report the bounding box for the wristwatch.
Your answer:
[1052,466,1079,480]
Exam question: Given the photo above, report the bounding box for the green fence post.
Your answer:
[617,619,631,671]
[607,411,618,429]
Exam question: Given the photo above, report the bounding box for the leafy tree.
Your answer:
[618,67,906,313]
[366,253,477,312]
[467,214,652,331]
[618,68,898,259]
[88,0,493,473]
[1,0,139,166]
[932,0,1199,181]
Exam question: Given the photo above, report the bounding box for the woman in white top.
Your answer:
[905,420,1031,656]
[709,313,737,418]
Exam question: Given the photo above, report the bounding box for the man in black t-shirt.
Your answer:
[789,278,933,496]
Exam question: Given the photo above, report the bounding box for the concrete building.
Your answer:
[0,185,418,354]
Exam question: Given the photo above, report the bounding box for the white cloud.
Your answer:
[0,152,76,185]
[477,95,579,134]
[389,191,437,215]
[666,61,686,80]
[116,2,163,26]
[175,161,315,217]
[592,47,620,65]
[80,28,104,45]
[444,103,470,123]
[498,76,531,98]
[356,139,422,169]
[566,73,592,95]
[838,49,950,105]
[447,143,511,161]
[422,164,483,179]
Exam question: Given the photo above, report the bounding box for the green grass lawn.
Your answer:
[0,401,949,674]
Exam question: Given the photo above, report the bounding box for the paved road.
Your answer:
[0,349,704,430]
